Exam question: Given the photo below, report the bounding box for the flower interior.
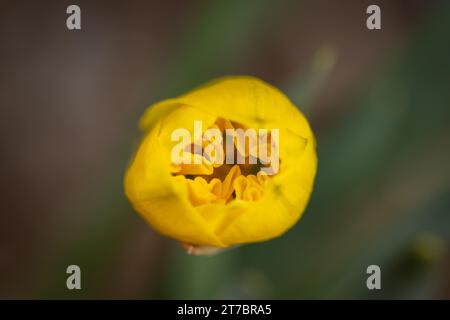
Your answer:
[170,117,279,206]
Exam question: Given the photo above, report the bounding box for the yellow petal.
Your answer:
[124,121,226,247]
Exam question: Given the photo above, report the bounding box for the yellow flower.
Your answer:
[124,76,317,253]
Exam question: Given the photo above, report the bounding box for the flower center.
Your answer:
[170,118,279,206]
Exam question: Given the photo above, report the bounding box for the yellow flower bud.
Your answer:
[124,76,317,253]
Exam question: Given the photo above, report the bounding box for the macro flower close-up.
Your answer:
[125,76,317,253]
[4,0,450,301]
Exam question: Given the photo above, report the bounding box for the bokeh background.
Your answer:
[1,0,449,299]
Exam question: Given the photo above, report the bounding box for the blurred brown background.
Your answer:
[1,0,449,299]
